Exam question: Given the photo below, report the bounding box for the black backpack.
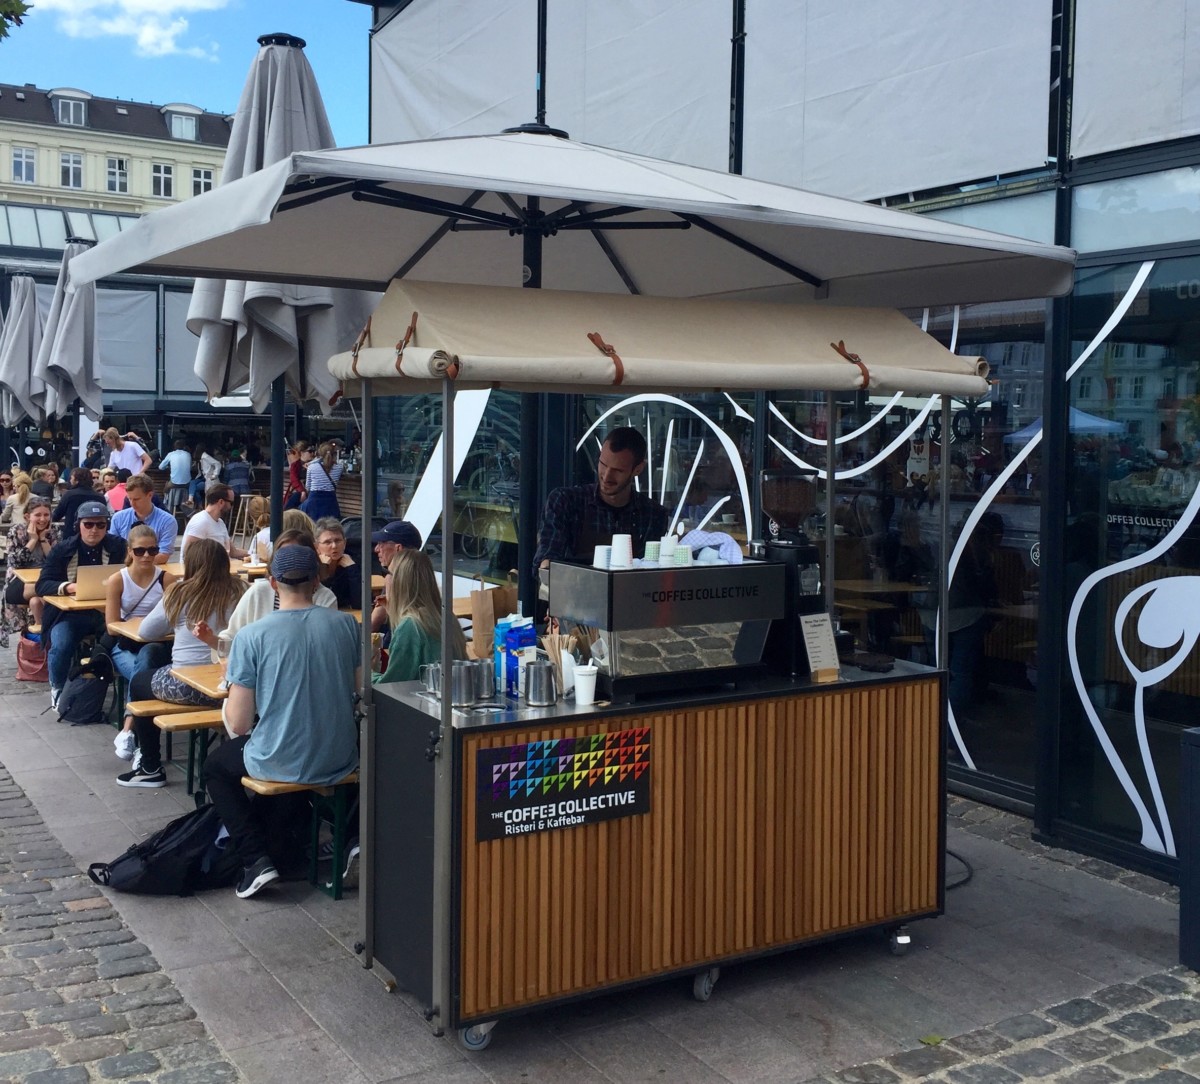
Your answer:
[56,651,115,727]
[87,804,241,896]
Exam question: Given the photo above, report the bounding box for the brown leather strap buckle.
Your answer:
[350,316,372,376]
[394,311,418,374]
[830,339,870,387]
[587,332,625,385]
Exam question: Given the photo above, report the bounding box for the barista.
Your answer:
[533,426,669,575]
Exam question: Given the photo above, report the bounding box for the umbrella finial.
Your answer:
[257,32,306,49]
[503,122,570,139]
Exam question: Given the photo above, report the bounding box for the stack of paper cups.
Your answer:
[610,534,633,569]
[592,544,611,570]
[644,540,661,562]
[673,547,692,566]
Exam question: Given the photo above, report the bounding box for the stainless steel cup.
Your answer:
[450,660,477,707]
[420,662,441,696]
[473,658,496,700]
[524,658,558,706]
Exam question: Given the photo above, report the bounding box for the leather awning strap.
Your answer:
[830,339,870,387]
[587,332,626,385]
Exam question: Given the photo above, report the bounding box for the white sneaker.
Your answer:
[113,730,137,761]
[49,687,61,712]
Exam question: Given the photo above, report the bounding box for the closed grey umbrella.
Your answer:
[0,275,46,427]
[187,33,374,415]
[32,239,101,422]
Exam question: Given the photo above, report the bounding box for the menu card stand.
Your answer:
[800,613,841,683]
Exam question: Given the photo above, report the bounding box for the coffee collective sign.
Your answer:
[476,728,651,841]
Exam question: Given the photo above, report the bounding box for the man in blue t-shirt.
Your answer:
[109,474,178,564]
[202,545,360,898]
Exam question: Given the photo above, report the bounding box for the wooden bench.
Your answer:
[128,699,200,767]
[240,772,359,899]
[154,709,224,795]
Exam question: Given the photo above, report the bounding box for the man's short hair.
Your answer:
[204,483,231,506]
[103,427,120,442]
[125,474,152,495]
[69,467,91,488]
[603,426,648,467]
[115,468,132,483]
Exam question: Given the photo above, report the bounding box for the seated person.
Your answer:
[314,516,362,610]
[53,468,99,537]
[0,497,58,649]
[117,538,246,788]
[202,544,360,898]
[106,524,171,763]
[181,484,248,559]
[223,529,337,640]
[373,548,466,684]
[37,501,126,708]
[109,474,178,565]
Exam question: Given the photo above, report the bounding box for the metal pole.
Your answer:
[729,0,746,175]
[518,198,543,615]
[824,394,836,613]
[938,395,952,669]
[431,374,456,1035]
[269,375,285,539]
[358,379,375,968]
[535,0,548,126]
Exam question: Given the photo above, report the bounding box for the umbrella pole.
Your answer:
[358,378,376,970]
[938,395,952,670]
[270,376,285,539]
[824,393,836,613]
[432,373,456,1035]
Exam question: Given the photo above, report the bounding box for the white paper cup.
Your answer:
[721,514,736,524]
[574,664,598,706]
[610,533,633,568]
[592,544,611,570]
[644,540,660,562]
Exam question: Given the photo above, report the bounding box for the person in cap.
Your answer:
[533,425,668,575]
[36,500,127,707]
[222,529,339,640]
[369,519,422,633]
[201,542,360,899]
[109,474,178,565]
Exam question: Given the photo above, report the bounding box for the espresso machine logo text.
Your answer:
[644,585,761,604]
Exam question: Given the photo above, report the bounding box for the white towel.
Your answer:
[679,529,744,564]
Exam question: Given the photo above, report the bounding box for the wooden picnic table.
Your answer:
[170,663,228,700]
[163,558,248,578]
[13,568,41,586]
[43,594,107,613]
[106,616,173,643]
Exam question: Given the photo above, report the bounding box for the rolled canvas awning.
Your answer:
[328,280,990,398]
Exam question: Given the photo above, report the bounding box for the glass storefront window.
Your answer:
[1073,165,1200,252]
[1060,255,1200,855]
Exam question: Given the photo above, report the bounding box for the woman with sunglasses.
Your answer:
[0,471,14,502]
[1,472,33,527]
[118,538,246,788]
[106,524,171,763]
[0,496,59,649]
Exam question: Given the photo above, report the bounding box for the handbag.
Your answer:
[16,634,48,683]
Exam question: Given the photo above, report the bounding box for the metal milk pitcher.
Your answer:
[420,662,441,696]
[524,658,558,706]
[473,657,496,701]
[450,660,477,707]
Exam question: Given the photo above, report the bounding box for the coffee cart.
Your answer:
[332,278,984,1048]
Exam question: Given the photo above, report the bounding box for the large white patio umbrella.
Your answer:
[187,33,373,416]
[33,239,102,423]
[0,275,46,427]
[72,128,1074,307]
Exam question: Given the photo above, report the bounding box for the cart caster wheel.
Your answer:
[459,1022,495,1051]
[889,928,911,956]
[692,967,720,1002]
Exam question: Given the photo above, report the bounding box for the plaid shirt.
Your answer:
[533,484,669,575]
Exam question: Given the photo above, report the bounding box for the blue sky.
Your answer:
[1,0,373,146]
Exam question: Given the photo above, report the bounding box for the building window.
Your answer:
[60,152,83,189]
[56,98,86,126]
[1135,343,1148,359]
[1131,375,1145,400]
[192,167,213,196]
[1111,376,1124,400]
[1077,375,1093,399]
[1013,383,1025,408]
[169,113,198,141]
[106,157,129,194]
[151,163,174,199]
[1163,377,1176,400]
[12,147,35,184]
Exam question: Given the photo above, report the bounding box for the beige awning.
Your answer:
[328,281,989,399]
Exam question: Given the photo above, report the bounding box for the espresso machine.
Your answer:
[760,470,826,677]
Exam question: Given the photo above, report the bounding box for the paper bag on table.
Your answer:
[468,571,519,660]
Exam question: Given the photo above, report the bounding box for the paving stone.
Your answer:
[36,950,97,972]
[96,956,160,980]
[66,1013,129,1039]
[65,929,135,949]
[157,1064,240,1084]
[992,1014,1057,1042]
[57,1036,127,1064]
[999,1047,1072,1077]
[97,1049,162,1078]
[945,1067,1021,1084]
[156,1041,231,1070]
[32,966,99,990]
[1058,1067,1120,1084]
[1107,1046,1176,1074]
[1093,982,1155,1010]
[1141,973,1193,995]
[887,1045,963,1077]
[126,1002,196,1029]
[0,974,32,995]
[0,1010,27,1031]
[59,980,113,1002]
[104,988,184,1014]
[24,1067,90,1084]
[1157,1030,1200,1057]
[1140,1072,1200,1084]
[1045,1027,1126,1063]
[944,1029,1013,1058]
[0,1048,56,1076]
[0,987,62,1012]
[112,972,172,994]
[94,941,150,963]
[836,1067,901,1084]
[1046,998,1108,1027]
[1106,1011,1172,1041]
[35,998,103,1024]
[1151,998,1200,1024]
[0,1024,65,1052]
[125,1019,207,1051]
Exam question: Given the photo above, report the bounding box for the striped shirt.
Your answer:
[305,461,343,493]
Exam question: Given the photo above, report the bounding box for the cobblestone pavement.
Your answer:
[0,760,241,1084]
[815,798,1198,1084]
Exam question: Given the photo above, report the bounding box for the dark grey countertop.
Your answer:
[370,658,941,732]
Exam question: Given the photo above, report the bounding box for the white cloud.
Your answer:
[34,0,230,59]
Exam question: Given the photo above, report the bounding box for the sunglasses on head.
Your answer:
[80,520,107,530]
[131,546,160,557]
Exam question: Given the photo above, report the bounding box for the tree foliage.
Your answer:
[0,1,30,42]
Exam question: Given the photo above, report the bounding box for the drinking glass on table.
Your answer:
[215,633,232,679]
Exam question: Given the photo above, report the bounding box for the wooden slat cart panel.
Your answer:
[458,676,942,1020]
